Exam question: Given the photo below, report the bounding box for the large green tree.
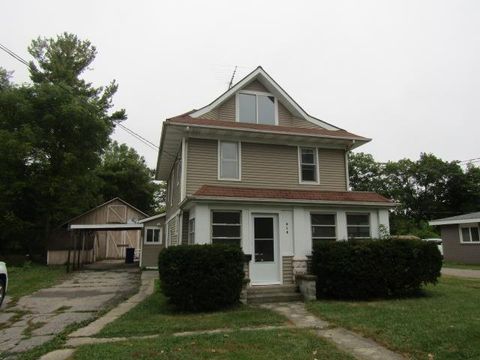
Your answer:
[349,152,480,237]
[96,141,164,214]
[0,33,126,253]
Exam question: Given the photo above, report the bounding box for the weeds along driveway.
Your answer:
[0,267,140,355]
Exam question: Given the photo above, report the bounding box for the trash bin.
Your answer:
[125,247,135,264]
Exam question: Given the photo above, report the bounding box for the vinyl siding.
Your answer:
[201,80,321,129]
[186,138,347,195]
[441,224,480,264]
[181,211,189,245]
[166,155,182,219]
[141,217,165,268]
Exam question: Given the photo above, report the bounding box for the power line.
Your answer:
[459,157,480,164]
[0,42,30,67]
[0,42,170,157]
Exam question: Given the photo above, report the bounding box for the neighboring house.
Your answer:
[139,213,166,268]
[47,198,148,265]
[430,212,480,264]
[156,66,395,285]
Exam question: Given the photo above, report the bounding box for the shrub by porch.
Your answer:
[312,239,442,299]
[158,244,245,311]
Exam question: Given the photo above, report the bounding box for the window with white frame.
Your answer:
[460,224,480,243]
[188,218,195,244]
[347,213,371,239]
[145,227,161,244]
[238,92,276,125]
[211,211,241,246]
[299,147,318,183]
[219,141,240,180]
[311,214,336,246]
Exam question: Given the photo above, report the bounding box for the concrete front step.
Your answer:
[248,284,298,294]
[247,285,303,304]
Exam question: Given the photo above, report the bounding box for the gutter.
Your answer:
[166,121,371,143]
[181,195,397,208]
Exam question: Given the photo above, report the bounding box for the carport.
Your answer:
[46,198,148,266]
[67,223,145,271]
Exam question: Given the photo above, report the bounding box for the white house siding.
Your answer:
[186,202,390,285]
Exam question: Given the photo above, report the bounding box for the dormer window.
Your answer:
[237,92,277,125]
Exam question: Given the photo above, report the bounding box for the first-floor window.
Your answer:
[460,225,480,243]
[211,211,241,246]
[347,213,371,239]
[188,218,195,244]
[145,227,161,244]
[311,213,336,246]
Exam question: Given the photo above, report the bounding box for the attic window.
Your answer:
[238,92,276,125]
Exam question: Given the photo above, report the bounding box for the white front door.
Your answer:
[250,214,280,285]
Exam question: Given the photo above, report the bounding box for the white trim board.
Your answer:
[190,66,339,131]
[430,218,480,226]
[69,224,143,230]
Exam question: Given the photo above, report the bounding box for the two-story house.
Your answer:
[156,67,394,286]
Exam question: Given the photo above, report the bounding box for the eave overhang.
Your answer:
[156,120,370,180]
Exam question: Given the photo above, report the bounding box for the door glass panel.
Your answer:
[255,240,274,262]
[254,217,274,262]
[254,217,273,238]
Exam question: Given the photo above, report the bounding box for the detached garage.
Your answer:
[47,198,149,265]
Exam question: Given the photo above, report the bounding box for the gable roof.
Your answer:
[191,185,395,207]
[429,211,480,226]
[190,66,339,131]
[60,197,149,227]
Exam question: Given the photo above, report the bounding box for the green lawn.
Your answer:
[6,263,67,302]
[443,260,480,270]
[98,281,287,338]
[307,276,480,360]
[75,328,354,360]
[81,282,355,359]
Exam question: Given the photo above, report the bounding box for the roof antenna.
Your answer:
[228,66,238,89]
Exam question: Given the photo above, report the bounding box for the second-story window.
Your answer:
[218,141,240,180]
[238,92,276,125]
[299,147,319,183]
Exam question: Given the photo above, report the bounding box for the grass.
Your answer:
[443,260,480,270]
[6,262,67,302]
[307,276,480,360]
[74,328,354,360]
[98,281,287,338]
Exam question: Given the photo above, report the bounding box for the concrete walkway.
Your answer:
[39,271,157,360]
[0,268,140,356]
[262,302,405,360]
[442,267,480,279]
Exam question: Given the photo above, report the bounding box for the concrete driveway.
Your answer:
[0,267,140,355]
[442,267,480,279]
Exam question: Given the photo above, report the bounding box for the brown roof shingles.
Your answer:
[193,185,394,204]
[167,116,369,141]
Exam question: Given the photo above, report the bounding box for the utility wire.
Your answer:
[459,157,480,164]
[0,41,178,158]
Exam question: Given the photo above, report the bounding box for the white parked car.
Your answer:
[423,238,443,256]
[0,261,7,308]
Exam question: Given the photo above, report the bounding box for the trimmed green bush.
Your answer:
[312,239,442,299]
[158,244,245,312]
